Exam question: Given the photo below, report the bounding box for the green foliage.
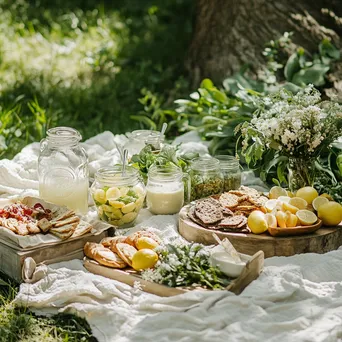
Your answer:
[0,0,193,158]
[0,98,59,159]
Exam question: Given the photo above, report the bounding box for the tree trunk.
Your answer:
[187,0,342,87]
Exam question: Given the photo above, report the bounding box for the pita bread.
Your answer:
[53,216,80,228]
[71,221,92,238]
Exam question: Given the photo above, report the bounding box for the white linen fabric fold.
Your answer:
[4,131,342,342]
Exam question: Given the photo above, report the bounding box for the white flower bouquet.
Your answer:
[237,85,342,191]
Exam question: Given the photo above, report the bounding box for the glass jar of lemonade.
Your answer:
[38,127,89,214]
[91,166,146,228]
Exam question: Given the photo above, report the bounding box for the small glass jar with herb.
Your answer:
[190,157,224,201]
[215,155,241,192]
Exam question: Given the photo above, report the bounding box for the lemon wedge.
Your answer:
[312,196,329,211]
[106,187,121,201]
[269,186,288,199]
[289,197,308,210]
[265,199,279,213]
[296,210,318,226]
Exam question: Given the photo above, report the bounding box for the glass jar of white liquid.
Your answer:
[38,127,89,214]
[146,165,190,215]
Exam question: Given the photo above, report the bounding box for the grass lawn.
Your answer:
[0,0,193,340]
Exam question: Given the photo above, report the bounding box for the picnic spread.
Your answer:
[1,129,342,342]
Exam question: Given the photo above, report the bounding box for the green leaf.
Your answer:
[284,52,300,81]
[130,115,157,130]
[291,64,330,86]
[319,39,340,61]
[200,78,214,89]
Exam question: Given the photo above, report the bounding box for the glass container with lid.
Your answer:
[215,155,241,192]
[146,164,190,215]
[90,166,146,228]
[38,127,89,214]
[124,130,165,157]
[190,157,224,201]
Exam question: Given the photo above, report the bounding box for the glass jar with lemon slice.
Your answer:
[91,166,146,228]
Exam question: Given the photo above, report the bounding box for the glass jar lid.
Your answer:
[191,156,220,171]
[128,130,160,141]
[95,166,140,186]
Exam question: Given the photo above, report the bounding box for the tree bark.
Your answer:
[186,0,342,86]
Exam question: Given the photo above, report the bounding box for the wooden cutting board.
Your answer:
[179,205,342,258]
[84,250,264,296]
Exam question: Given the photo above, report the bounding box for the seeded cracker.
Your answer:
[194,197,223,225]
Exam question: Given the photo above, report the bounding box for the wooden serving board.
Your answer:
[0,229,110,282]
[84,250,264,296]
[179,205,342,258]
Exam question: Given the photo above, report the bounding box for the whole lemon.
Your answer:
[132,249,159,271]
[247,211,268,234]
[317,202,342,226]
[296,186,318,205]
[136,236,159,250]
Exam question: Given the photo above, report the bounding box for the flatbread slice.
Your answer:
[53,216,80,228]
[50,229,74,240]
[51,207,75,222]
[71,221,93,238]
[115,243,137,267]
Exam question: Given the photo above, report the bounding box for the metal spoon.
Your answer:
[121,149,128,176]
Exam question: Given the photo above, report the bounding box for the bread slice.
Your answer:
[115,243,137,267]
[37,218,53,233]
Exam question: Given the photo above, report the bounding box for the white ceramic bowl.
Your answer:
[210,251,251,278]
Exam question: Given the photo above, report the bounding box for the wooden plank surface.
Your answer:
[83,250,264,296]
[179,205,342,258]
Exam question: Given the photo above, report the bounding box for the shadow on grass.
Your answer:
[0,272,97,342]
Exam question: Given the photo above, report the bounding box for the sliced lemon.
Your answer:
[319,193,333,201]
[282,202,299,214]
[122,202,136,213]
[133,186,144,197]
[269,186,288,199]
[276,211,287,228]
[108,219,121,226]
[289,197,308,210]
[285,211,298,227]
[296,210,318,226]
[296,187,318,205]
[312,196,329,211]
[278,196,291,203]
[119,186,130,196]
[106,187,121,201]
[265,213,277,228]
[136,237,159,250]
[102,204,115,213]
[93,189,106,204]
[135,196,144,209]
[108,200,125,209]
[265,199,279,213]
[121,212,138,224]
[132,249,158,271]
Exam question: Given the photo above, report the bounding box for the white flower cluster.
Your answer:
[247,85,342,156]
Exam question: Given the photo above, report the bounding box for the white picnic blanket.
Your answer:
[2,131,342,342]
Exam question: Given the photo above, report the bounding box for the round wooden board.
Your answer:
[178,205,342,258]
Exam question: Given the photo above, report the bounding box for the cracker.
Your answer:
[71,221,93,238]
[27,222,41,234]
[219,193,239,209]
[218,216,245,228]
[194,198,223,224]
[53,216,80,228]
